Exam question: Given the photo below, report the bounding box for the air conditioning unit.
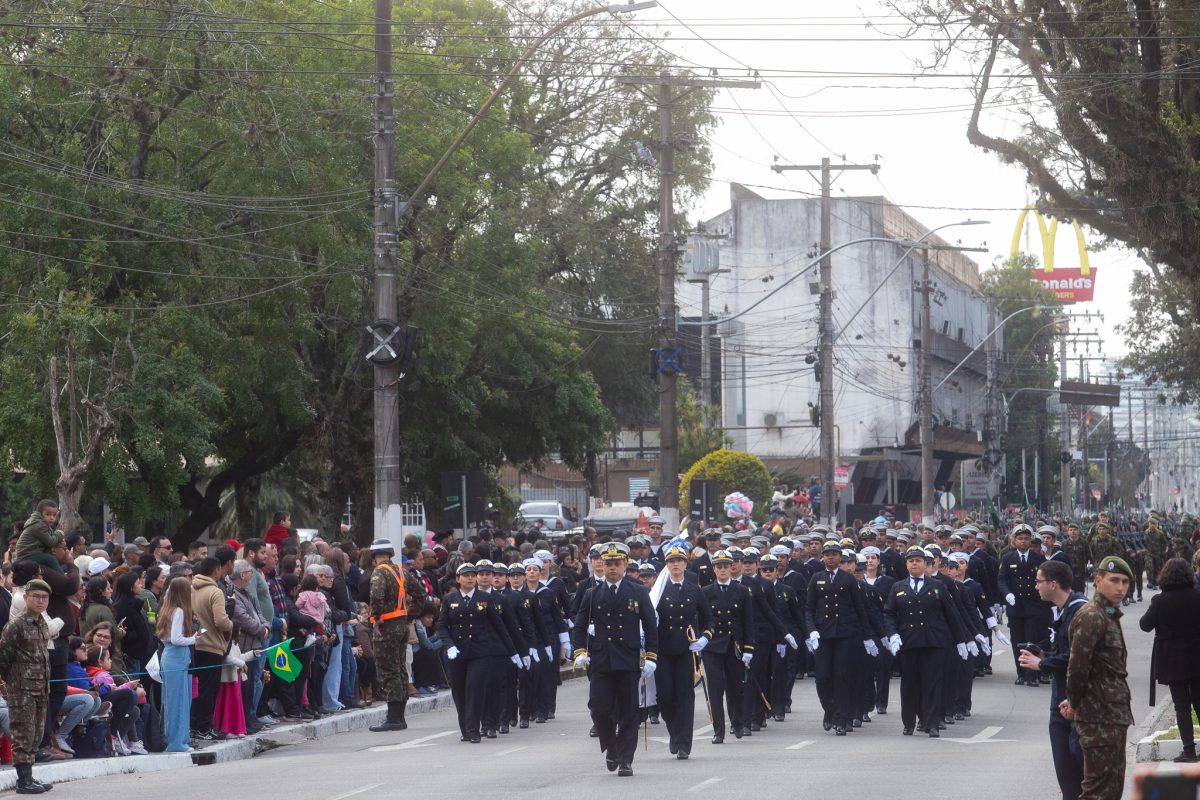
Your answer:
[764,413,778,428]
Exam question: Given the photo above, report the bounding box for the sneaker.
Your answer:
[190,729,217,742]
[54,734,74,755]
[111,736,129,756]
[90,701,113,720]
[129,740,148,755]
[258,715,279,726]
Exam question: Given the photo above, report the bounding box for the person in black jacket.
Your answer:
[857,552,891,723]
[805,540,873,736]
[437,563,518,743]
[503,563,540,730]
[1139,557,1200,763]
[765,550,805,718]
[741,549,787,732]
[112,571,155,673]
[699,550,754,744]
[882,546,968,737]
[999,524,1050,686]
[571,542,659,777]
[653,544,714,760]
[281,574,320,720]
[477,560,526,736]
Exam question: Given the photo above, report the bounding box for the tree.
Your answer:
[891,1,1200,336]
[678,449,772,524]
[1119,267,1200,401]
[677,386,732,474]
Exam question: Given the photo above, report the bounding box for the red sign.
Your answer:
[1035,268,1096,303]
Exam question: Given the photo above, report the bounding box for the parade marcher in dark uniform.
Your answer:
[700,549,754,742]
[861,547,895,717]
[879,530,905,579]
[505,562,541,730]
[479,561,528,735]
[572,542,659,777]
[571,546,607,620]
[882,547,968,737]
[999,524,1049,686]
[805,541,873,735]
[653,544,715,759]
[740,548,788,732]
[1061,556,1135,800]
[1118,527,1147,604]
[1019,559,1087,800]
[522,558,561,725]
[437,563,518,743]
[367,538,427,732]
[0,578,52,794]
[689,530,721,588]
[759,553,803,721]
[851,553,885,726]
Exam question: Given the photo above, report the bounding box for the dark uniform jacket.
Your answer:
[655,579,715,656]
[883,576,967,649]
[491,588,528,655]
[880,548,906,580]
[1139,584,1200,684]
[862,575,895,640]
[525,584,565,649]
[519,585,553,649]
[1039,591,1088,705]
[502,586,539,654]
[689,553,716,587]
[968,548,1000,601]
[571,578,659,674]
[570,576,605,620]
[772,578,807,638]
[804,567,870,640]
[700,581,755,655]
[437,590,517,659]
[998,549,1048,619]
[935,572,986,638]
[746,574,787,646]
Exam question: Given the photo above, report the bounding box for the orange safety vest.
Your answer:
[371,562,408,623]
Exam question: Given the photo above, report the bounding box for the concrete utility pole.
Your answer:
[1059,325,1071,515]
[771,157,878,525]
[918,251,935,527]
[621,74,758,518]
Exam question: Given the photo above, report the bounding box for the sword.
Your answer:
[688,628,714,725]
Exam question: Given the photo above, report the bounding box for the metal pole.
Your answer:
[656,78,679,514]
[919,250,934,527]
[372,0,402,544]
[1060,328,1071,516]
[818,158,835,525]
[700,278,712,408]
[461,472,469,533]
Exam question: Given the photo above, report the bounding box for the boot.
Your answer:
[15,764,48,795]
[1174,743,1198,763]
[369,701,406,732]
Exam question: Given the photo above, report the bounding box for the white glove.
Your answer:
[784,633,798,650]
[981,640,992,656]
[447,646,459,660]
[510,654,522,668]
[975,633,988,649]
[573,653,591,670]
[776,643,787,658]
[587,623,595,637]
[641,660,656,679]
[991,604,1003,618]
[807,631,821,652]
[994,630,1011,646]
[967,641,979,657]
[522,655,531,670]
[567,619,574,629]
[864,639,879,657]
[529,647,540,663]
[688,636,709,652]
[544,646,553,660]
[956,642,969,661]
[887,634,901,656]
[742,651,753,666]
[1005,593,1016,606]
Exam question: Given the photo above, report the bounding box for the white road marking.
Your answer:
[494,746,526,756]
[693,724,713,736]
[368,730,457,752]
[650,736,672,745]
[786,740,813,750]
[327,785,381,800]
[942,725,1014,744]
[686,777,725,793]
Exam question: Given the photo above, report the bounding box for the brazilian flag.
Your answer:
[266,638,300,683]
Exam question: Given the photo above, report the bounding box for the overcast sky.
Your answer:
[634,0,1131,368]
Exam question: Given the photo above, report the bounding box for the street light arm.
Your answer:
[401,2,656,215]
[933,305,1040,394]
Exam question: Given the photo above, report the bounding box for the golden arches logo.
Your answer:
[1010,205,1095,303]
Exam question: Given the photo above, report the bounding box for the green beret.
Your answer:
[1096,556,1133,580]
[24,579,51,595]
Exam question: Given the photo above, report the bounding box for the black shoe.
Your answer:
[784,704,792,713]
[822,713,833,731]
[711,735,724,744]
[606,757,618,772]
[677,750,689,760]
[617,764,633,777]
[964,710,971,717]
[943,716,955,725]
[876,706,887,715]
[469,734,481,743]
[547,712,555,720]
[862,712,872,723]
[1013,677,1025,685]
[835,726,847,736]
[588,725,597,737]
[938,722,946,730]
[649,714,659,725]
[851,718,862,728]
[742,726,752,737]
[732,725,743,739]
[773,714,785,722]
[954,712,964,721]
[903,727,914,735]
[749,721,760,732]
[460,735,471,742]
[669,738,678,755]
[499,724,509,734]
[983,666,993,675]
[535,715,547,724]
[1027,679,1041,687]
[485,728,497,739]
[520,719,530,729]
[928,728,940,738]
[342,699,364,710]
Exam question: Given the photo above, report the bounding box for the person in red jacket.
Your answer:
[264,511,292,549]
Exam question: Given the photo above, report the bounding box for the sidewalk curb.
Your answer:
[1133,695,1178,763]
[6,665,587,791]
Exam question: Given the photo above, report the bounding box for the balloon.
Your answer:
[723,491,754,519]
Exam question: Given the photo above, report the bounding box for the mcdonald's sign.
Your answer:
[1010,205,1097,304]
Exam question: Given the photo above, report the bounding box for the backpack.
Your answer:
[69,720,112,759]
[141,699,167,753]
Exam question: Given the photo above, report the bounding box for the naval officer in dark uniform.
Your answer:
[700,549,755,742]
[999,523,1050,686]
[654,543,715,759]
[572,542,659,777]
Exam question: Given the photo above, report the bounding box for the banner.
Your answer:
[1011,205,1096,303]
[834,466,849,489]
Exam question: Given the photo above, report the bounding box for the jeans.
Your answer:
[162,643,192,752]
[57,694,100,739]
[243,652,263,721]
[340,624,357,703]
[321,628,345,711]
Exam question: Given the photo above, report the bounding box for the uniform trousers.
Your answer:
[588,668,641,764]
[9,692,46,765]
[1049,707,1083,800]
[449,655,505,737]
[700,649,743,736]
[813,637,857,726]
[1008,613,1047,682]
[769,646,791,717]
[518,655,541,721]
[1076,721,1127,800]
[747,644,772,724]
[656,651,696,752]
[898,647,944,730]
[868,648,893,711]
[485,659,517,730]
[535,652,557,718]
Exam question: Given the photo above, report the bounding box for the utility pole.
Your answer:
[621,74,759,520]
[984,299,1000,503]
[1059,325,1071,516]
[771,157,878,525]
[918,251,935,527]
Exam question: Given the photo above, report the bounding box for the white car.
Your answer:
[518,501,575,535]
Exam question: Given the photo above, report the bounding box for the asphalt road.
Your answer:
[24,589,1163,800]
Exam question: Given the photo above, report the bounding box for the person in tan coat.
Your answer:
[191,556,233,739]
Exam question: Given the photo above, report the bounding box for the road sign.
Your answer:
[939,491,956,511]
[834,466,849,489]
[365,319,415,366]
[962,467,990,501]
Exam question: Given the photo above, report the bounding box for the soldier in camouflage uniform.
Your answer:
[1144,518,1169,590]
[0,579,53,794]
[1061,523,1090,594]
[1087,522,1123,577]
[1061,556,1134,800]
[367,538,427,733]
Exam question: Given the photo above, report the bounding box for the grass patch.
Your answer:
[1153,710,1200,741]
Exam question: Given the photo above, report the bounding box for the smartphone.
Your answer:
[1142,774,1200,800]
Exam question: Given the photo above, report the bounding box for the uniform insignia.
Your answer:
[450,603,459,609]
[816,580,826,585]
[896,591,906,596]
[476,602,486,611]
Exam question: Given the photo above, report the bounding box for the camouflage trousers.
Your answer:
[1076,721,1128,800]
[9,691,46,765]
[373,622,410,704]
